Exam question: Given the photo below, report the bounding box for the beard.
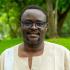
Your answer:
[22,30,44,49]
[25,37,42,48]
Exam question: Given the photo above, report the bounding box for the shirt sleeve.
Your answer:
[0,56,1,70]
[0,51,6,70]
[64,49,70,70]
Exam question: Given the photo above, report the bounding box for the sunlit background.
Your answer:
[0,0,70,54]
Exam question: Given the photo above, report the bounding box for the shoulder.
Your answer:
[0,43,21,59]
[0,43,21,69]
[44,41,70,54]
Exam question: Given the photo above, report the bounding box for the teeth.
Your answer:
[30,34,38,36]
[28,34,39,37]
[27,32,39,35]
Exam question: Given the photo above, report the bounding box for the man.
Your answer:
[0,5,70,70]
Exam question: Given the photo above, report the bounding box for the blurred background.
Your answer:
[0,0,70,53]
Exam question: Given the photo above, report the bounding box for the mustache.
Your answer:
[26,31,40,35]
[26,29,39,34]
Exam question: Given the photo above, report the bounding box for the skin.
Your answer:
[18,9,48,69]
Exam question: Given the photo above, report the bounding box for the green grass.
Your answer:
[47,38,70,50]
[0,38,22,54]
[0,38,70,54]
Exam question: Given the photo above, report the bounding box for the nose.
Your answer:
[31,23,37,29]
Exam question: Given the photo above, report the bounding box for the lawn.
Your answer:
[47,38,70,50]
[0,38,70,54]
[0,38,22,54]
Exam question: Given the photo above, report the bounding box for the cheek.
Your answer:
[21,23,28,30]
[41,27,46,33]
[40,28,46,38]
[21,25,28,33]
[21,27,27,37]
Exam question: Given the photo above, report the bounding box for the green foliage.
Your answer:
[58,0,70,13]
[61,11,70,37]
[0,0,21,39]
[0,0,70,39]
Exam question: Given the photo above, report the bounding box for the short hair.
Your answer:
[21,5,48,22]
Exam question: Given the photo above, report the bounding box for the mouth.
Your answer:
[26,32,40,41]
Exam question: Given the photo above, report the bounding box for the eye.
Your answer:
[22,20,32,26]
[36,21,46,26]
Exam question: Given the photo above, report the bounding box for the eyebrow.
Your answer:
[21,19,46,22]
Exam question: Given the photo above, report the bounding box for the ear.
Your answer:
[46,28,48,32]
[45,22,48,31]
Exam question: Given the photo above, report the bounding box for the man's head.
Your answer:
[21,5,48,48]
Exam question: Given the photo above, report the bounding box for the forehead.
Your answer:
[21,9,46,21]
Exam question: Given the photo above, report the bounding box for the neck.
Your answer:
[23,42,44,53]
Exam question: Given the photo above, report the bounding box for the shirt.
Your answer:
[0,41,70,70]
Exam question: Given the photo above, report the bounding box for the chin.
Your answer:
[26,38,41,46]
[28,40,39,45]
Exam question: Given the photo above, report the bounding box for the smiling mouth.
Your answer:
[28,34,39,38]
[30,33,39,36]
[26,32,40,40]
[26,32,39,35]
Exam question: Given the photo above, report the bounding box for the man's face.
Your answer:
[21,9,47,47]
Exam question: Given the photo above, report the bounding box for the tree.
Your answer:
[46,0,70,38]
[46,0,58,38]
[0,0,70,39]
[57,0,70,35]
